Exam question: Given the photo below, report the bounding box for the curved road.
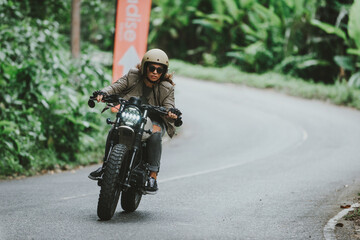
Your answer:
[1,76,360,239]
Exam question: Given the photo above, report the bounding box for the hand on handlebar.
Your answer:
[167,111,178,119]
[92,90,107,102]
[96,95,104,103]
[168,108,182,126]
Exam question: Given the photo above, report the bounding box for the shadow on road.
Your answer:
[89,210,153,224]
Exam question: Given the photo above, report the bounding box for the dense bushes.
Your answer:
[38,0,358,85]
[149,0,360,85]
[0,0,111,176]
[171,60,360,110]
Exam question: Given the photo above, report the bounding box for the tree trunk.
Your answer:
[71,0,81,59]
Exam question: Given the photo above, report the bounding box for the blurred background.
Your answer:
[1,0,360,177]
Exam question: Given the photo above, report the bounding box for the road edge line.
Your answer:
[324,202,360,240]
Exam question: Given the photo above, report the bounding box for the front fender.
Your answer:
[118,126,135,149]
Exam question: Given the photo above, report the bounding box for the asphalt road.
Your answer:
[1,76,360,240]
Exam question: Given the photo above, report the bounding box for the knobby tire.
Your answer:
[97,144,128,220]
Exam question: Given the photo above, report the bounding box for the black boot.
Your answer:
[88,167,103,180]
[145,177,158,194]
[89,129,113,181]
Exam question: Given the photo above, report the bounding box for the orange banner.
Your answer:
[112,0,152,83]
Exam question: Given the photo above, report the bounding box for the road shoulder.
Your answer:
[330,179,360,240]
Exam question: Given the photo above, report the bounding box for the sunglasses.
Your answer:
[148,65,164,74]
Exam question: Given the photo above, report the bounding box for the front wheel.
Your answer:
[97,144,128,220]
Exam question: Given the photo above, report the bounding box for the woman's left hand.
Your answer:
[167,111,178,119]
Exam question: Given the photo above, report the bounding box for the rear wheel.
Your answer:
[121,188,142,212]
[97,144,128,220]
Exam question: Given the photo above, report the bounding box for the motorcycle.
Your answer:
[88,93,182,220]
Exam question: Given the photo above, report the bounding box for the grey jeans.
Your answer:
[146,119,165,172]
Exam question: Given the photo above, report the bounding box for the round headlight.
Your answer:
[121,106,141,126]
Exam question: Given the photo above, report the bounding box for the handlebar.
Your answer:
[88,95,122,107]
[88,94,182,127]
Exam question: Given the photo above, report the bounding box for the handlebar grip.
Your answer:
[88,99,95,108]
[174,117,183,127]
[174,118,182,127]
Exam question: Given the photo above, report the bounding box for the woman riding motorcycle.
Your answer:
[88,49,177,193]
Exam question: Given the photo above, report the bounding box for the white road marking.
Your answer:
[60,193,96,201]
[159,163,245,183]
[323,202,360,240]
[61,127,309,201]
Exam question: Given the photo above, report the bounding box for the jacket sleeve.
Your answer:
[161,86,175,110]
[158,80,175,109]
[159,82,176,126]
[101,72,130,96]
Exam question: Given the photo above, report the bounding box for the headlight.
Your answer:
[121,106,141,126]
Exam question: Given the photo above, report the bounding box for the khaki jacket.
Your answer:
[101,68,176,138]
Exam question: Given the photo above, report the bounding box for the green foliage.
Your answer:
[171,59,360,109]
[334,56,356,71]
[344,207,360,221]
[148,0,343,82]
[347,0,360,88]
[348,0,360,50]
[310,19,347,42]
[349,71,360,88]
[311,0,360,88]
[0,0,110,176]
[147,0,360,85]
[225,0,331,77]
[149,0,202,61]
[22,0,356,86]
[25,0,357,86]
[81,0,116,51]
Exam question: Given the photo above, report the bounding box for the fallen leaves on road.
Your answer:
[341,204,351,209]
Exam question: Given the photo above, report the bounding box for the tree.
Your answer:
[71,0,81,59]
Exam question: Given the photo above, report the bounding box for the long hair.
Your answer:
[136,63,175,86]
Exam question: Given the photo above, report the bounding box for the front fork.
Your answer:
[122,109,150,190]
[100,107,152,191]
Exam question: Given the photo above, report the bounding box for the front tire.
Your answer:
[97,144,128,220]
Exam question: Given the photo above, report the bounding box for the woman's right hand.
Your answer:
[96,94,104,102]
[92,90,106,102]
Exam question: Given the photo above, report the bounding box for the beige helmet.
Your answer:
[140,49,169,75]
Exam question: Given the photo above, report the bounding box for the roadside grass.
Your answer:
[0,135,105,180]
[344,207,360,221]
[171,60,360,110]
